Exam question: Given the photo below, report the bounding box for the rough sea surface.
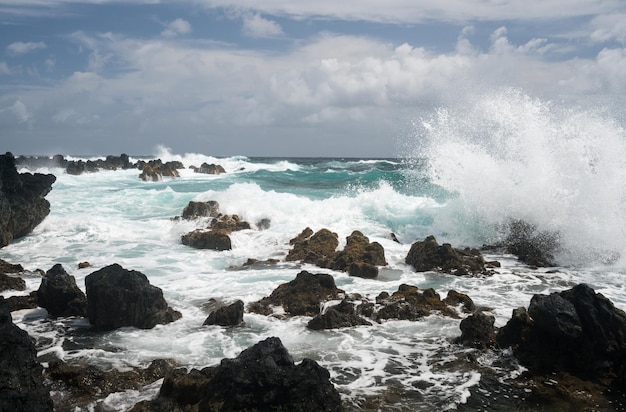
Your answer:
[4,90,626,411]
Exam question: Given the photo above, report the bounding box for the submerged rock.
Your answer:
[248,270,344,317]
[132,337,343,412]
[85,264,181,330]
[0,152,56,248]
[37,263,87,318]
[503,220,559,267]
[0,297,53,411]
[405,235,491,276]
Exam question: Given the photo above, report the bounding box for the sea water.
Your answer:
[4,89,626,411]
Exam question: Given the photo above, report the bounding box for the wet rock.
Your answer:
[504,220,559,267]
[0,272,26,292]
[16,154,69,169]
[5,292,38,311]
[348,262,379,278]
[37,263,87,318]
[0,258,24,273]
[0,152,56,248]
[181,200,220,220]
[46,358,175,410]
[308,300,372,330]
[203,300,244,327]
[375,284,457,321]
[405,235,490,276]
[192,162,226,174]
[138,160,182,181]
[77,261,91,269]
[454,311,497,349]
[133,337,343,412]
[256,218,271,230]
[443,290,476,313]
[85,264,181,330]
[328,230,387,274]
[496,283,626,382]
[209,214,251,233]
[181,229,232,251]
[0,297,53,411]
[286,228,339,265]
[248,270,344,317]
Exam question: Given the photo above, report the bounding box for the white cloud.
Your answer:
[242,13,283,38]
[0,61,10,75]
[161,18,192,38]
[589,13,626,43]
[9,100,32,124]
[7,41,46,56]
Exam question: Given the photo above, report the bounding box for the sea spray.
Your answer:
[413,88,626,266]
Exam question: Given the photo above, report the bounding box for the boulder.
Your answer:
[37,263,87,318]
[0,258,24,273]
[504,220,559,267]
[348,262,379,278]
[0,152,56,248]
[138,160,181,181]
[248,271,344,317]
[181,229,232,251]
[286,228,339,265]
[0,272,26,292]
[209,214,251,233]
[192,162,226,174]
[5,292,38,312]
[85,264,181,330]
[442,290,476,313]
[181,200,220,220]
[203,300,244,327]
[375,284,457,321]
[132,337,343,412]
[328,230,387,273]
[307,300,372,330]
[0,297,53,411]
[496,284,626,381]
[405,235,490,276]
[454,311,497,349]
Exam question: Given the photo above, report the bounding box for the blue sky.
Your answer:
[1,0,625,157]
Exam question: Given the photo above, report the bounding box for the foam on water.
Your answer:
[413,88,626,266]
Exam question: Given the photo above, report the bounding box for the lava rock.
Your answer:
[181,229,232,251]
[85,264,181,330]
[454,311,497,349]
[405,235,490,276]
[203,300,244,327]
[286,228,339,265]
[308,300,372,330]
[181,200,220,220]
[37,263,87,317]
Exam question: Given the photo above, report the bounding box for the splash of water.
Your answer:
[413,88,626,266]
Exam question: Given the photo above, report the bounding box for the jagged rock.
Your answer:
[78,261,91,269]
[0,152,56,248]
[181,200,220,220]
[138,160,182,181]
[405,235,490,276]
[181,229,232,251]
[0,258,24,273]
[0,272,26,292]
[85,264,181,330]
[16,154,69,169]
[248,271,344,317]
[504,220,559,267]
[348,262,379,278]
[286,228,339,265]
[192,162,226,174]
[375,284,458,321]
[328,231,387,272]
[46,358,175,411]
[454,311,497,349]
[209,214,251,233]
[442,290,476,313]
[0,297,53,411]
[308,300,372,330]
[203,300,244,327]
[132,337,343,412]
[37,263,87,318]
[5,292,38,311]
[496,284,626,381]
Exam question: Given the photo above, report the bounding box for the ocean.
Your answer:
[4,90,626,410]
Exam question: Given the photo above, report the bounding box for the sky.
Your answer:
[1,0,625,157]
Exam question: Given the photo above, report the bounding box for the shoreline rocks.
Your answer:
[0,152,56,248]
[37,263,87,318]
[85,264,181,330]
[405,235,493,276]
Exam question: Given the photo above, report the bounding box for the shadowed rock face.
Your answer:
[203,300,244,327]
[131,337,343,412]
[0,152,56,248]
[85,264,181,330]
[0,298,54,411]
[405,235,490,276]
[37,263,87,318]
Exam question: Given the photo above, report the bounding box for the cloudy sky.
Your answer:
[1,0,625,157]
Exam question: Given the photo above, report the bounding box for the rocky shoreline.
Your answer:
[3,153,626,411]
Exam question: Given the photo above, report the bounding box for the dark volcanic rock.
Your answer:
[133,337,343,412]
[181,200,220,220]
[37,263,87,318]
[454,311,497,349]
[496,283,626,381]
[248,271,344,317]
[504,220,559,267]
[329,230,387,272]
[308,300,372,330]
[203,300,244,327]
[0,258,24,273]
[0,297,53,411]
[443,290,476,313]
[286,228,339,265]
[0,152,56,248]
[405,235,490,276]
[192,162,226,174]
[138,160,182,181]
[5,292,38,311]
[375,284,463,321]
[181,229,232,251]
[348,262,379,278]
[0,272,26,292]
[209,214,251,233]
[85,264,181,330]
